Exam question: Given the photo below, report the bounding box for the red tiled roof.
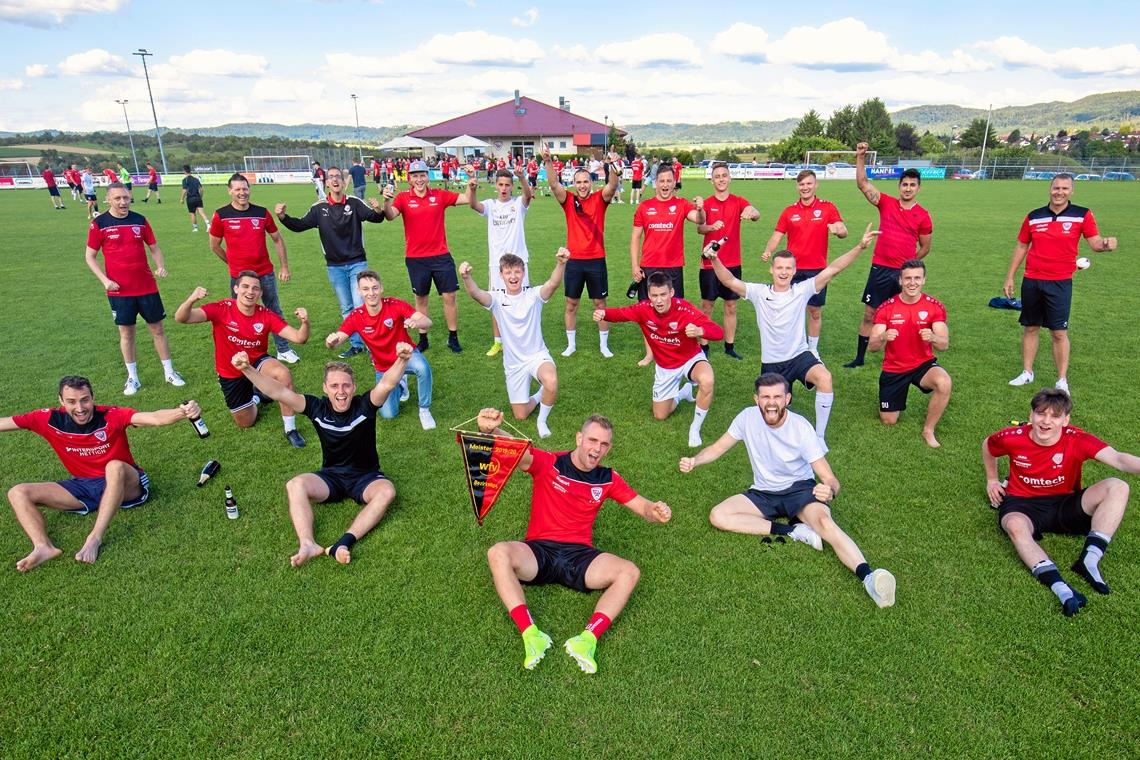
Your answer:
[407,97,623,139]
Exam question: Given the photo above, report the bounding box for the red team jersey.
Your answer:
[42,168,56,185]
[14,406,139,479]
[147,167,158,184]
[775,198,843,270]
[86,211,159,297]
[603,298,723,368]
[209,204,278,277]
[200,299,288,378]
[560,191,610,260]
[1018,204,1099,281]
[339,298,415,372]
[634,197,696,268]
[523,447,637,546]
[631,160,644,182]
[873,294,947,373]
[700,193,750,269]
[103,168,119,183]
[872,194,933,268]
[392,189,459,258]
[987,425,1108,498]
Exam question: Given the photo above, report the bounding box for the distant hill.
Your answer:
[624,119,799,147]
[174,122,420,143]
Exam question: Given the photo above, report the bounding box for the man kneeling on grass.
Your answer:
[231,345,411,567]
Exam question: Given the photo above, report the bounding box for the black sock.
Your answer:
[1082,532,1109,556]
[1032,563,1063,588]
[855,562,871,581]
[855,335,869,362]
[768,522,793,536]
[327,531,358,557]
[449,329,458,339]
[725,342,734,352]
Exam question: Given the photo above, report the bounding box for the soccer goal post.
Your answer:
[0,160,37,178]
[242,155,312,173]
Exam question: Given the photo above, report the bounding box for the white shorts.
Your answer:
[505,352,555,404]
[652,352,707,402]
[489,254,530,291]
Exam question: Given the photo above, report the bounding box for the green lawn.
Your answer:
[0,178,1137,758]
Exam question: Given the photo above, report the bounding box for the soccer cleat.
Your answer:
[284,429,306,448]
[1061,589,1087,617]
[521,625,553,670]
[418,407,437,431]
[1008,370,1034,386]
[724,347,743,360]
[486,341,502,357]
[192,225,199,232]
[842,358,864,369]
[339,345,364,359]
[399,379,410,402]
[123,378,141,396]
[790,523,824,551]
[1055,378,1070,394]
[277,349,301,364]
[563,631,598,674]
[164,370,186,387]
[447,335,462,353]
[864,568,896,608]
[1071,560,1110,595]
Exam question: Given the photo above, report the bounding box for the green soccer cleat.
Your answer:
[563,631,598,674]
[521,625,553,670]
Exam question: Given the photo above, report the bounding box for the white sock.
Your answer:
[599,330,609,350]
[494,336,502,345]
[283,415,297,432]
[808,335,820,351]
[815,392,834,439]
[537,402,553,426]
[677,383,695,403]
[565,330,576,350]
[161,358,174,374]
[691,405,708,431]
[125,362,139,381]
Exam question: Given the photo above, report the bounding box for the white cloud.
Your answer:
[976,36,1140,77]
[711,22,769,62]
[463,70,530,97]
[595,33,702,68]
[251,78,325,103]
[58,48,133,76]
[838,76,977,108]
[551,44,591,64]
[325,51,444,77]
[0,0,128,28]
[25,63,54,78]
[0,78,24,91]
[167,49,269,78]
[510,7,537,27]
[427,31,543,67]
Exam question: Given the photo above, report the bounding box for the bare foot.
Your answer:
[637,354,653,367]
[17,544,63,572]
[330,545,351,565]
[290,541,325,567]
[74,536,102,565]
[922,429,941,449]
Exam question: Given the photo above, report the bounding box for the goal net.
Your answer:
[0,160,36,178]
[242,155,312,173]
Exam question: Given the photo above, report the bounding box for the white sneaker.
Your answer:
[192,225,199,232]
[1008,370,1034,386]
[123,377,141,396]
[790,523,823,551]
[418,407,437,430]
[864,569,897,608]
[276,349,300,364]
[1055,378,1069,394]
[165,370,186,387]
[561,346,576,357]
[688,426,702,448]
[399,379,410,402]
[600,346,614,359]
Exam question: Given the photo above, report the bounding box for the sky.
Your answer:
[1,0,1138,134]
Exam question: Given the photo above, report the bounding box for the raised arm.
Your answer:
[707,246,748,297]
[538,248,571,301]
[687,304,724,342]
[275,202,319,232]
[542,146,567,204]
[276,307,311,344]
[370,342,413,408]
[814,222,878,290]
[619,494,672,524]
[382,185,399,220]
[362,196,386,223]
[466,177,484,214]
[458,261,492,308]
[476,407,534,470]
[855,142,880,205]
[678,430,739,472]
[517,165,534,206]
[600,151,621,203]
[597,304,638,324]
[867,319,891,353]
[174,286,210,324]
[685,196,706,225]
[1003,241,1030,298]
[455,176,476,205]
[232,351,306,414]
[829,220,848,238]
[130,400,198,428]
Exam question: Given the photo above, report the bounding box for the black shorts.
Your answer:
[67,182,78,191]
[48,185,61,197]
[675,180,683,190]
[187,197,203,213]
[59,466,150,515]
[638,266,685,300]
[998,490,1090,540]
[699,266,741,302]
[632,179,643,189]
[565,258,609,300]
[314,466,388,504]
[85,193,98,202]
[108,292,165,326]
[373,175,382,184]
[861,264,901,308]
[879,358,939,412]
[123,182,133,190]
[528,175,538,187]
[218,354,273,412]
[1020,277,1072,330]
[406,253,459,296]
[147,182,158,191]
[743,479,818,520]
[762,350,823,390]
[523,539,602,592]
[792,267,827,307]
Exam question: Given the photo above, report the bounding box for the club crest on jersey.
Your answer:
[1062,222,1072,232]
[251,219,261,229]
[95,430,107,442]
[813,209,821,218]
[669,321,679,330]
[668,205,676,213]
[252,322,265,334]
[132,225,141,235]
[590,486,603,501]
[919,310,929,320]
[383,318,394,328]
[1052,453,1064,465]
[429,196,437,205]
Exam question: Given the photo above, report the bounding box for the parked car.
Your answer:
[1102,171,1136,181]
[1075,173,1103,181]
[950,167,974,179]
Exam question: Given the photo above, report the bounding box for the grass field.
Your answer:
[1,177,1137,758]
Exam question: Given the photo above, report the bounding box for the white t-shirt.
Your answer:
[744,279,818,363]
[728,406,826,492]
[489,288,549,369]
[482,196,529,289]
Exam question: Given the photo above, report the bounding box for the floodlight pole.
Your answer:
[133,49,168,175]
[351,94,363,163]
[116,99,140,174]
[978,105,993,178]
[949,125,958,153]
[603,115,608,156]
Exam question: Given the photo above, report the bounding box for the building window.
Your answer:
[559,141,567,148]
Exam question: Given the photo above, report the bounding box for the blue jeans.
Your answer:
[376,350,432,419]
[230,272,290,353]
[327,261,369,349]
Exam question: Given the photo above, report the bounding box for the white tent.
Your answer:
[377,135,436,151]
[435,134,491,149]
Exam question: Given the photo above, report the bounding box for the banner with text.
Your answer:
[456,431,531,525]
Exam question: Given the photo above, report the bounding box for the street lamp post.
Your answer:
[132,48,168,175]
[603,115,608,156]
[351,94,363,163]
[116,99,140,175]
